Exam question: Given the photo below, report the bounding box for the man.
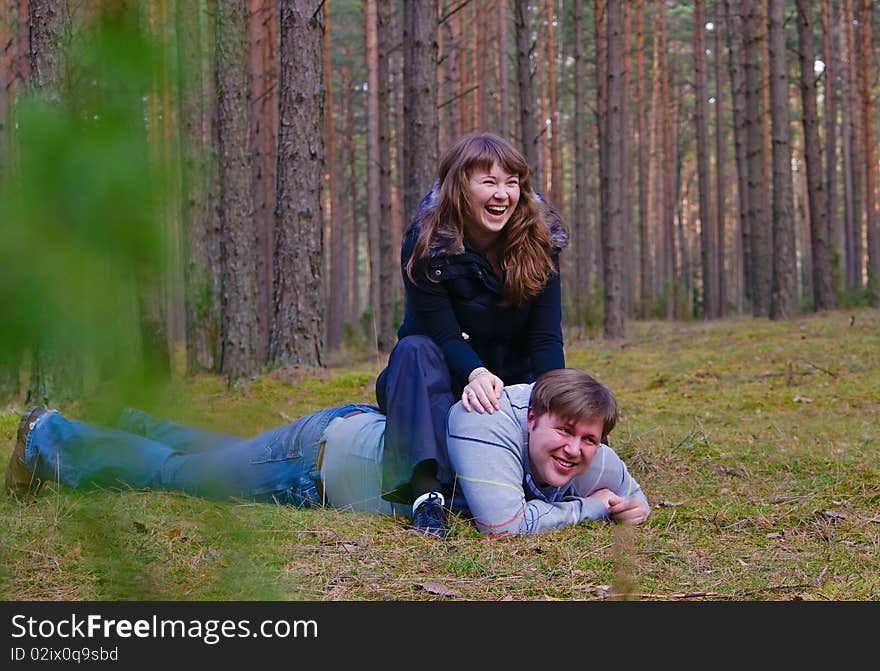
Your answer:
[446,367,649,535]
[5,368,648,537]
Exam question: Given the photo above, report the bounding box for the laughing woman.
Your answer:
[375,131,569,536]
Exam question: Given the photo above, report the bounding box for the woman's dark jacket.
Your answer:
[396,183,569,389]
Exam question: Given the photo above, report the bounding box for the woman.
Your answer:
[376,131,569,536]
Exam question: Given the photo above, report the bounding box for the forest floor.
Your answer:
[1,307,878,601]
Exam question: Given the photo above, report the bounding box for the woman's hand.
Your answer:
[461,367,504,414]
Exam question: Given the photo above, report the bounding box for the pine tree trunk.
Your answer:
[0,3,19,388]
[841,0,863,291]
[342,54,360,327]
[27,0,83,405]
[271,0,325,367]
[858,0,878,299]
[636,0,650,320]
[713,0,727,314]
[178,0,219,371]
[796,0,836,311]
[514,0,538,180]
[497,0,510,139]
[376,0,395,353]
[603,0,625,339]
[249,0,278,363]
[620,1,634,318]
[724,0,749,313]
[325,0,344,351]
[768,0,797,319]
[363,0,381,351]
[649,7,662,309]
[402,0,438,221]
[741,0,772,317]
[215,0,260,378]
[546,0,562,210]
[821,0,841,295]
[660,4,676,319]
[594,0,608,290]
[572,0,590,325]
[694,0,717,319]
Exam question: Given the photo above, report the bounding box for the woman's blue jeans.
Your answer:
[24,403,378,506]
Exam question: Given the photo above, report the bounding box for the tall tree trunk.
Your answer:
[796,0,836,311]
[342,51,360,327]
[603,0,625,339]
[27,0,84,405]
[28,0,67,101]
[376,0,395,353]
[694,0,717,319]
[713,0,727,314]
[570,0,595,328]
[402,0,438,222]
[741,0,772,317]
[497,0,510,139]
[178,0,219,372]
[660,3,676,318]
[649,5,662,310]
[363,0,381,351]
[841,0,863,291]
[636,0,650,320]
[270,0,325,367]
[440,1,462,145]
[387,0,404,319]
[215,0,260,379]
[821,0,841,296]
[594,0,608,291]
[858,0,878,299]
[0,0,20,399]
[324,0,344,351]
[457,2,471,134]
[0,1,13,179]
[724,0,749,313]
[620,1,634,317]
[768,0,796,319]
[248,0,278,364]
[546,0,562,208]
[514,0,538,180]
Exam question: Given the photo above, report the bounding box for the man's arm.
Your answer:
[564,447,650,524]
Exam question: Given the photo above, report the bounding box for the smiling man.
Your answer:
[6,366,646,538]
[446,368,649,535]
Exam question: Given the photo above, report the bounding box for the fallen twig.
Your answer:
[799,358,838,378]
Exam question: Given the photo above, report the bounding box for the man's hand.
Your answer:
[589,488,649,525]
[461,367,504,414]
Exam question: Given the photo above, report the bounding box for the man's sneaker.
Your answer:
[412,492,448,538]
[5,406,47,499]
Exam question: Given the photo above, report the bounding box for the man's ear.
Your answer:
[526,407,535,432]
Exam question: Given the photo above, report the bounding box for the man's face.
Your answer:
[526,410,604,488]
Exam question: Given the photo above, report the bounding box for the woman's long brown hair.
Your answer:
[405,132,559,305]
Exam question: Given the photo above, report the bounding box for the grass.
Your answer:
[1,307,878,601]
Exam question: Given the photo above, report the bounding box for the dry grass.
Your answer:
[1,307,878,601]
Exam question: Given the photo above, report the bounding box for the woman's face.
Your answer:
[464,161,521,248]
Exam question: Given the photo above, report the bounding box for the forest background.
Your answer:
[1,0,878,406]
[0,0,878,602]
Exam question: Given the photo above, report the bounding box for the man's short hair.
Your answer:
[529,368,618,437]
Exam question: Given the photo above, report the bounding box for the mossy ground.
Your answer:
[2,308,877,600]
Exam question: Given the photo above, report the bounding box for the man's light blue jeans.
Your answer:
[24,403,378,506]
